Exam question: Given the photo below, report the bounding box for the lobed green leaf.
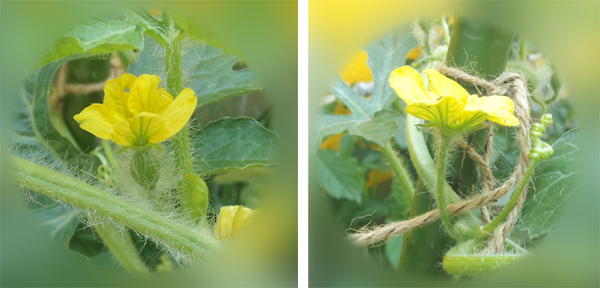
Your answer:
[316,27,417,148]
[190,117,277,176]
[127,37,262,107]
[39,17,145,67]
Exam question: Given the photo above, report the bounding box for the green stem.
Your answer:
[519,35,527,62]
[381,143,414,200]
[406,115,461,204]
[162,27,202,220]
[93,223,149,274]
[13,156,219,258]
[436,136,459,239]
[482,159,538,235]
[103,139,120,172]
[441,15,450,45]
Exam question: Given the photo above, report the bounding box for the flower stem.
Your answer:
[436,136,459,239]
[381,142,414,201]
[481,159,537,235]
[163,31,203,221]
[405,114,461,204]
[103,139,120,172]
[13,156,219,259]
[93,223,149,274]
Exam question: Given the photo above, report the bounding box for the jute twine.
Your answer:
[51,53,125,111]
[350,65,532,252]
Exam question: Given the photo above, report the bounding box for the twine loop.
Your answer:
[350,64,533,254]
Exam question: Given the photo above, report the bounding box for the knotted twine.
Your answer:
[350,65,532,254]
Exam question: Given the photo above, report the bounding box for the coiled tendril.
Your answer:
[528,113,554,162]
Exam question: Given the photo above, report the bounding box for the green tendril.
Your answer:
[481,113,554,235]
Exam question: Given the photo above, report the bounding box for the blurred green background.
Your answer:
[1,1,297,287]
[309,1,599,286]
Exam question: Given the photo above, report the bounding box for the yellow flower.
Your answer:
[340,50,373,84]
[74,73,197,147]
[215,205,255,240]
[389,66,518,133]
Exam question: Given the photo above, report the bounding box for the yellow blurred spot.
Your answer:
[333,103,352,115]
[366,170,393,188]
[407,47,422,61]
[149,8,162,16]
[320,134,343,151]
[340,50,373,83]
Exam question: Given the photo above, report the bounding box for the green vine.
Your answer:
[13,156,219,260]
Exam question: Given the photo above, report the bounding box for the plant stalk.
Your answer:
[381,142,415,200]
[436,136,459,239]
[93,223,149,274]
[481,159,537,235]
[162,31,204,221]
[13,156,219,259]
[406,114,461,204]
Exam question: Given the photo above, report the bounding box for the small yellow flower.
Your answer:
[340,50,373,84]
[74,73,197,147]
[389,66,518,133]
[214,205,255,240]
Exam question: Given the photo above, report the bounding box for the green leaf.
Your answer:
[68,225,106,258]
[317,27,418,148]
[519,129,579,240]
[190,117,276,175]
[317,150,365,203]
[385,235,404,270]
[35,203,81,245]
[39,17,145,67]
[14,56,98,170]
[127,37,262,108]
[16,58,75,161]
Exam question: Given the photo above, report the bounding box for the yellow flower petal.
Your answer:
[423,69,469,100]
[465,95,519,126]
[128,74,173,115]
[215,205,255,240]
[103,73,137,118]
[73,104,125,139]
[110,112,166,146]
[389,66,434,104]
[152,88,197,142]
[340,50,373,83]
[405,96,466,127]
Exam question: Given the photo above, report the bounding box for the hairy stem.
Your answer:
[406,114,461,204]
[436,136,459,239]
[381,142,414,200]
[482,159,537,235]
[13,156,219,259]
[93,223,149,274]
[162,27,204,221]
